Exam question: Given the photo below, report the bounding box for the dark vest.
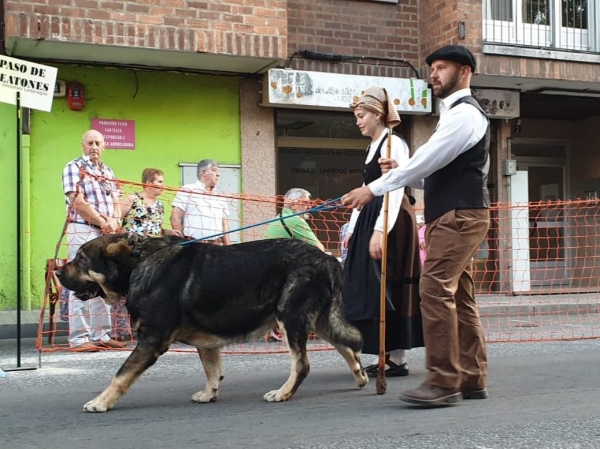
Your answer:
[363,132,404,185]
[423,96,490,223]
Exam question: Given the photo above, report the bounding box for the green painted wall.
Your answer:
[2,64,240,310]
[0,102,18,309]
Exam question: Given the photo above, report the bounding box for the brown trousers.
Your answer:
[421,208,490,390]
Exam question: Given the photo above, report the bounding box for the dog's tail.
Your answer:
[319,257,363,353]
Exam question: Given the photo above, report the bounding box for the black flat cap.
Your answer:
[426,45,476,72]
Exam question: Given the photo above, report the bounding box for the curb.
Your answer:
[477,301,600,317]
[0,320,69,340]
[1,300,599,340]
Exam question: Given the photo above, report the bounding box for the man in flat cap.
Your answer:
[342,45,490,407]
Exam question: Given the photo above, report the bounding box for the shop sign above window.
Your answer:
[263,69,431,115]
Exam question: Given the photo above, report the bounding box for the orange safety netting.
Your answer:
[37,174,600,353]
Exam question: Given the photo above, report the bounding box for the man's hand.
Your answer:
[341,186,374,209]
[101,217,120,234]
[369,231,383,260]
[378,158,398,174]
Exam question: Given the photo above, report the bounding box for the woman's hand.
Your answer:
[342,232,353,250]
[369,231,383,259]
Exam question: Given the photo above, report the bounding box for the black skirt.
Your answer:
[342,194,424,354]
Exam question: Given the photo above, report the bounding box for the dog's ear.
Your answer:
[124,233,147,258]
[105,240,133,257]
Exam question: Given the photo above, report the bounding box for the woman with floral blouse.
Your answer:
[121,168,182,237]
[112,168,181,340]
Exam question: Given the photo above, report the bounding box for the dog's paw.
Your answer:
[191,390,218,403]
[263,389,291,402]
[83,398,109,413]
[355,368,369,389]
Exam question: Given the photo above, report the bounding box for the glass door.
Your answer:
[484,0,517,43]
[560,0,589,50]
[519,0,552,47]
[517,162,570,287]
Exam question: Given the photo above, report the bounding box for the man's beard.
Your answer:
[433,70,461,99]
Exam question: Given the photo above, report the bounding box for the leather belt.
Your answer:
[71,221,102,231]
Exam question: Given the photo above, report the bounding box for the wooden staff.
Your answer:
[376,126,393,395]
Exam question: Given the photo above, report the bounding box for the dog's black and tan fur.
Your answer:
[57,234,368,412]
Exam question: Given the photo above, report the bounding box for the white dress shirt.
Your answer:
[172,180,230,239]
[368,88,488,196]
[348,130,409,234]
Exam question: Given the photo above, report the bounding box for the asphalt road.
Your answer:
[1,338,600,449]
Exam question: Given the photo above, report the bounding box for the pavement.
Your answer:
[0,292,599,340]
[2,337,600,448]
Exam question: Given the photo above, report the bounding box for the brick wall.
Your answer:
[4,0,288,59]
[419,0,482,75]
[287,0,420,78]
[5,0,598,83]
[418,1,600,84]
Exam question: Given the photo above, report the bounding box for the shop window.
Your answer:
[276,109,410,252]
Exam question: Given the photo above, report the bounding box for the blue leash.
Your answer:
[178,197,344,246]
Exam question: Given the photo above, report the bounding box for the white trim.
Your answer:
[482,44,600,63]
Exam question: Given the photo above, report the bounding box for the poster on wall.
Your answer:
[91,118,136,149]
[0,55,57,112]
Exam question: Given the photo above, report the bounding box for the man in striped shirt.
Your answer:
[62,129,125,351]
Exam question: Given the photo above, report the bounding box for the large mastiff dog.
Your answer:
[57,234,368,412]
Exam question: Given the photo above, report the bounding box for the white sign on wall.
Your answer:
[263,68,432,115]
[472,89,520,119]
[433,88,520,119]
[0,55,57,112]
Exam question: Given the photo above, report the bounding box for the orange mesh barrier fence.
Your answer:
[36,173,600,353]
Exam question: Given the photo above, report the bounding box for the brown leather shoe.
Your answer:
[462,388,489,399]
[71,342,100,353]
[96,339,127,349]
[399,384,462,406]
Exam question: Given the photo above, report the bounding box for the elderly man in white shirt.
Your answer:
[342,45,491,407]
[171,159,231,245]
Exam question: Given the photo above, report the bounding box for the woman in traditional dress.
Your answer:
[342,87,424,377]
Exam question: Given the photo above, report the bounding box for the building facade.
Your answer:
[1,0,599,309]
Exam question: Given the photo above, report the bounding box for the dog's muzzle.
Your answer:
[56,268,104,301]
[74,285,103,301]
